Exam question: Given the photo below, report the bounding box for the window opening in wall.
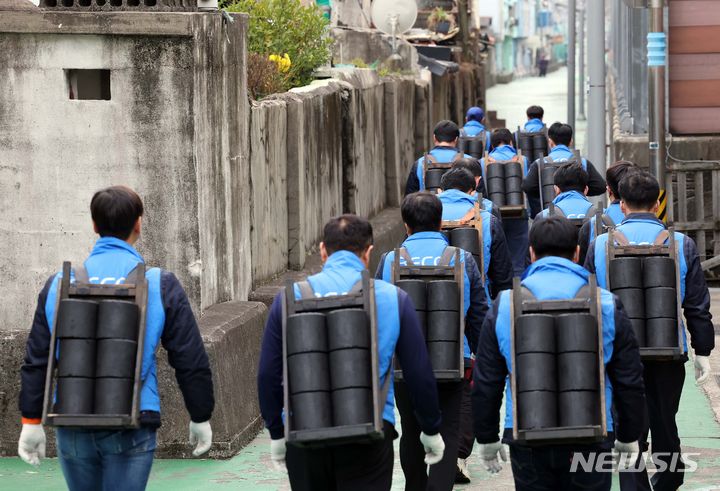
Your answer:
[127,0,139,5]
[144,0,156,5]
[61,0,73,6]
[110,0,122,6]
[78,0,91,6]
[66,69,111,101]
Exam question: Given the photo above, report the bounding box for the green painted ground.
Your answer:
[2,365,720,490]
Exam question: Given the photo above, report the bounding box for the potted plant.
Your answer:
[428,7,452,34]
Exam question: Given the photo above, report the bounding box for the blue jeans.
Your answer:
[56,427,157,491]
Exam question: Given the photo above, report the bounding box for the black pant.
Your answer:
[458,377,474,459]
[503,217,530,277]
[286,422,396,491]
[510,445,611,491]
[396,380,463,491]
[619,360,686,491]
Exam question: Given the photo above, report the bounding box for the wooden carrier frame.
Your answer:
[42,261,148,428]
[605,228,685,361]
[510,276,608,444]
[483,150,528,219]
[440,202,486,285]
[282,271,385,446]
[391,248,465,382]
[422,151,464,194]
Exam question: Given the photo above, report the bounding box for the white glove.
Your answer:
[419,432,445,465]
[189,421,212,457]
[18,424,46,466]
[270,438,287,472]
[478,441,508,474]
[695,355,711,385]
[613,440,640,470]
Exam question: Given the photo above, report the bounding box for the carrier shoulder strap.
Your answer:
[585,205,598,220]
[424,153,437,166]
[125,264,145,284]
[520,286,536,303]
[612,230,631,247]
[452,150,464,162]
[296,280,315,299]
[654,229,671,246]
[72,266,89,284]
[574,284,591,299]
[398,247,415,266]
[438,246,458,267]
[548,202,565,217]
[544,156,554,164]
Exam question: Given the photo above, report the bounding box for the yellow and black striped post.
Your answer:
[657,189,668,223]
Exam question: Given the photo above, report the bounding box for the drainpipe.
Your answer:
[568,0,576,129]
[648,0,668,222]
[587,0,606,178]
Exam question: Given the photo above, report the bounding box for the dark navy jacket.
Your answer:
[523,145,607,218]
[585,213,714,356]
[258,251,441,439]
[405,146,475,195]
[19,237,214,426]
[472,257,645,447]
[437,189,514,299]
[376,232,489,361]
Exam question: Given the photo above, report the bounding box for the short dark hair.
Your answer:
[433,120,460,143]
[547,122,563,142]
[90,186,144,240]
[452,158,483,178]
[401,192,443,233]
[552,124,573,146]
[619,171,660,210]
[554,162,589,193]
[527,105,544,120]
[529,216,579,260]
[322,214,374,256]
[491,128,514,149]
[606,161,639,199]
[441,168,476,193]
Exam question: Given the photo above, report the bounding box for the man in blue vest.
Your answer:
[523,123,607,218]
[461,107,492,152]
[481,128,531,276]
[258,214,444,490]
[473,216,646,490]
[406,120,474,195]
[585,171,714,491]
[451,158,501,222]
[376,193,488,491]
[536,162,594,221]
[523,105,545,132]
[18,186,214,490]
[438,167,514,301]
[578,161,639,264]
[437,168,513,483]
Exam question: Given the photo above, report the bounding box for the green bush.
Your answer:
[224,0,332,91]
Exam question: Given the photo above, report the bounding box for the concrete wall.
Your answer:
[0,12,250,332]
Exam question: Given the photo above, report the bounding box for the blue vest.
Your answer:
[44,237,166,413]
[523,119,544,132]
[380,232,473,359]
[592,217,688,350]
[438,189,494,304]
[480,145,529,180]
[588,201,625,242]
[494,257,617,432]
[546,145,588,171]
[295,251,400,425]
[540,190,593,219]
[415,147,472,190]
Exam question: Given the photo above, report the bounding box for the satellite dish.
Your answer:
[371,0,418,58]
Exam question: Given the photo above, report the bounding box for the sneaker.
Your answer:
[455,458,471,484]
